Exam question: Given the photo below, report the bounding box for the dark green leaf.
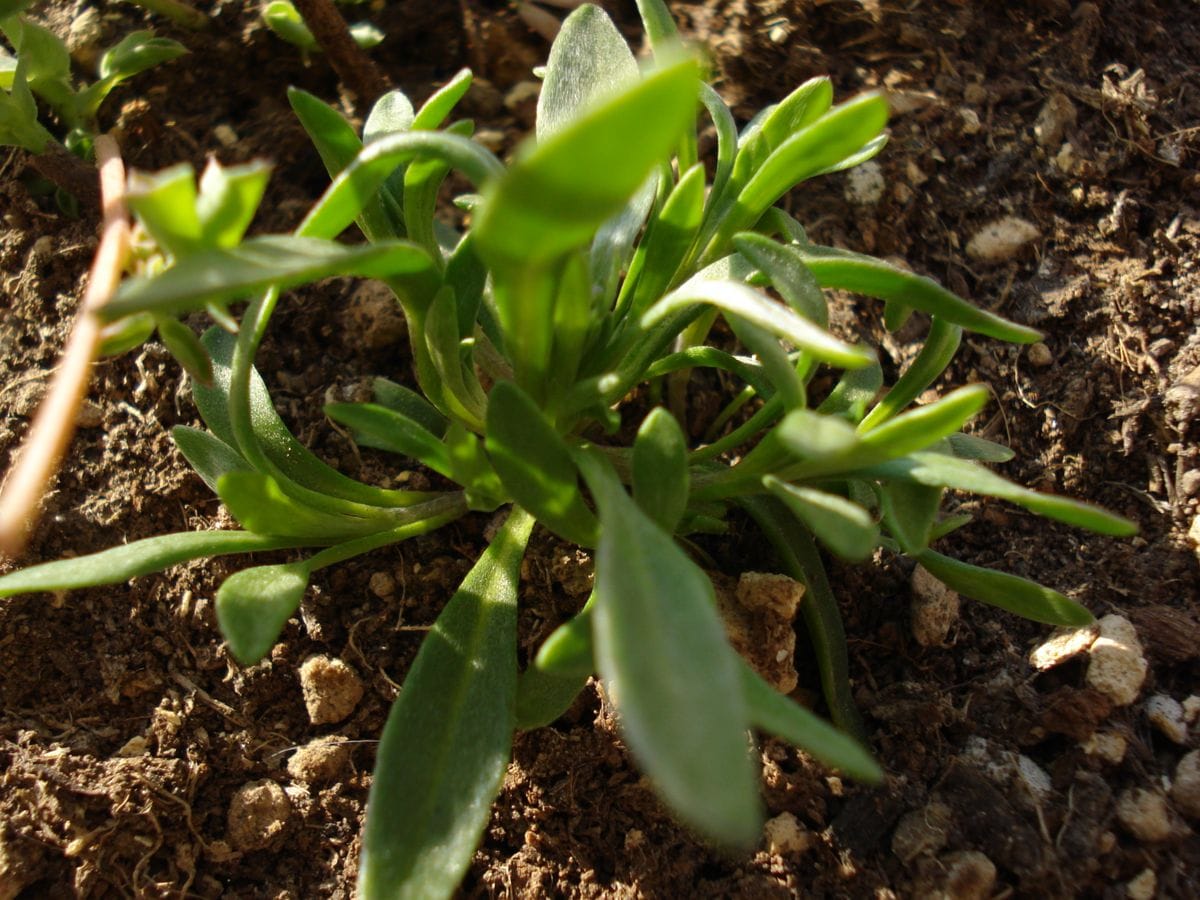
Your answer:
[857,385,989,458]
[0,530,305,598]
[287,86,363,176]
[412,68,472,131]
[879,480,942,555]
[859,317,962,430]
[734,233,828,327]
[195,158,272,249]
[371,377,447,437]
[632,408,689,533]
[623,162,706,317]
[915,549,1094,627]
[263,0,316,51]
[171,425,251,491]
[216,563,308,664]
[816,359,882,423]
[764,477,878,561]
[485,381,599,546]
[97,312,156,357]
[216,471,388,540]
[578,452,761,849]
[360,508,533,899]
[156,316,213,386]
[324,402,454,480]
[945,432,1014,463]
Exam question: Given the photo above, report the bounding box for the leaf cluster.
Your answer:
[0,3,1137,896]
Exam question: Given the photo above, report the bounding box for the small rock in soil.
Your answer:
[299,655,364,725]
[1184,695,1200,726]
[287,736,351,786]
[891,801,952,863]
[1115,788,1172,843]
[1085,614,1147,706]
[935,850,997,900]
[228,779,291,851]
[911,564,959,647]
[965,216,1040,264]
[844,161,885,205]
[1145,694,1189,744]
[719,571,804,693]
[343,281,406,349]
[1082,730,1127,765]
[368,571,395,599]
[1029,623,1098,670]
[1033,92,1077,147]
[762,812,814,856]
[1126,869,1157,900]
[1170,750,1200,819]
[1026,341,1054,367]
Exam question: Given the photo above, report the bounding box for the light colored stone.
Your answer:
[1082,730,1127,765]
[763,812,813,856]
[1189,515,1200,562]
[1146,694,1189,744]
[1085,615,1147,706]
[287,736,351,785]
[1034,93,1078,147]
[1030,623,1098,671]
[1115,788,1172,842]
[368,571,395,599]
[736,571,804,619]
[1183,695,1200,725]
[1026,341,1054,368]
[844,161,886,205]
[911,565,959,647]
[227,780,291,851]
[299,655,364,725]
[958,107,981,135]
[891,801,952,862]
[1126,869,1156,900]
[343,280,406,349]
[938,850,996,900]
[1170,750,1200,819]
[966,216,1040,264]
[1016,755,1053,803]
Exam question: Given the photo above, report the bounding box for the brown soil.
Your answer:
[3,0,1199,896]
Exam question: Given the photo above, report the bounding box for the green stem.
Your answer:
[301,496,468,573]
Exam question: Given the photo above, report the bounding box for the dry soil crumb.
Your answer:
[1085,614,1147,706]
[1115,788,1172,843]
[228,779,291,852]
[299,655,365,725]
[891,801,952,862]
[1145,694,1189,744]
[762,812,813,856]
[1126,869,1157,900]
[287,736,352,785]
[911,564,959,647]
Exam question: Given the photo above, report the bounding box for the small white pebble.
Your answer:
[1081,730,1127,765]
[1017,755,1053,803]
[1170,750,1200,819]
[844,161,886,205]
[1085,615,1147,706]
[1145,694,1189,744]
[1029,623,1098,671]
[958,107,981,135]
[368,571,395,599]
[1125,869,1156,900]
[763,812,814,856]
[965,216,1040,264]
[1115,788,1172,842]
[1033,93,1077,148]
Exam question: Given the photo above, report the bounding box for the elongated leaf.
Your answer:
[740,662,881,783]
[867,452,1138,536]
[216,471,387,540]
[0,531,305,598]
[623,162,706,316]
[196,328,431,507]
[734,232,828,327]
[858,385,989,457]
[216,563,308,664]
[578,452,761,849]
[287,86,363,176]
[106,236,435,319]
[485,381,599,546]
[859,316,962,431]
[632,408,689,533]
[473,57,699,266]
[817,359,883,423]
[412,69,472,131]
[156,316,213,385]
[360,508,534,899]
[727,313,806,410]
[915,549,1094,627]
[634,0,680,48]
[196,158,272,249]
[643,280,873,370]
[325,402,454,480]
[372,377,447,437]
[125,163,203,258]
[793,245,1042,344]
[945,432,1014,463]
[263,0,316,51]
[0,58,52,152]
[171,425,252,491]
[729,77,833,196]
[879,481,942,555]
[764,477,878,561]
[532,597,595,679]
[364,90,415,143]
[514,664,590,731]
[536,3,638,142]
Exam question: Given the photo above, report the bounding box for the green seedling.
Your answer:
[0,3,1137,896]
[263,0,383,56]
[0,3,185,154]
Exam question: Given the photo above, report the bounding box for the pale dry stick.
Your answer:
[0,134,130,559]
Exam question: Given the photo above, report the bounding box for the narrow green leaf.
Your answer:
[945,432,1014,463]
[125,163,203,258]
[816,359,883,423]
[372,377,448,437]
[97,312,156,358]
[858,385,989,458]
[623,162,706,317]
[412,69,473,131]
[643,280,873,370]
[360,508,534,899]
[536,3,638,142]
[792,245,1042,344]
[729,77,834,196]
[632,408,689,533]
[263,0,317,51]
[859,316,962,431]
[156,316,213,386]
[98,31,187,81]
[287,86,363,176]
[869,452,1139,536]
[578,451,761,850]
[915,549,1094,627]
[764,477,878,561]
[106,236,436,320]
[216,563,308,665]
[739,662,882,784]
[0,58,52,152]
[734,232,828,327]
[473,56,699,266]
[532,595,595,679]
[485,381,599,546]
[879,481,942,555]
[514,665,589,732]
[364,89,415,143]
[325,402,454,480]
[216,471,387,541]
[883,299,912,332]
[171,425,251,491]
[727,313,806,410]
[634,0,680,48]
[196,158,272,249]
[0,530,305,599]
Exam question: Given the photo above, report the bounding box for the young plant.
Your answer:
[0,2,1136,896]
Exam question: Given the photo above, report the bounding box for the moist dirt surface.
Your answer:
[3,1,1200,896]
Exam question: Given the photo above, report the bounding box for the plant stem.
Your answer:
[0,135,129,559]
[27,142,100,210]
[291,0,388,108]
[123,0,210,30]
